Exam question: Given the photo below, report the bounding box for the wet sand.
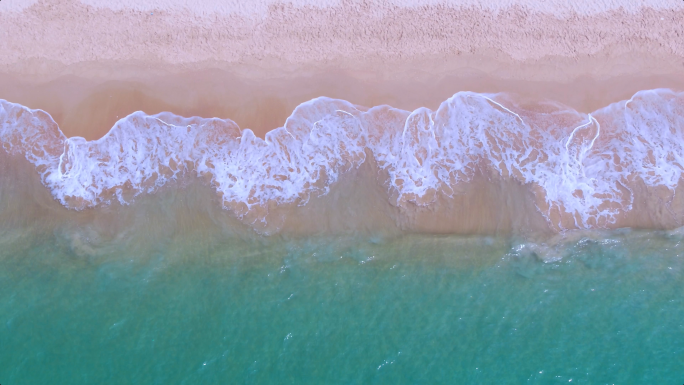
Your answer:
[1,68,683,141]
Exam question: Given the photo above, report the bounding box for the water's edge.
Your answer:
[2,89,684,235]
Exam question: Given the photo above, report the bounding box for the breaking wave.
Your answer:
[1,89,683,230]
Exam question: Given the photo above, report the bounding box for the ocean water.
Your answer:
[1,89,684,383]
[0,230,683,383]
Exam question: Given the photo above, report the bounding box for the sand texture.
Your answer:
[1,0,683,80]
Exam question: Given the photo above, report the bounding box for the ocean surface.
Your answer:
[0,230,683,383]
[1,89,684,383]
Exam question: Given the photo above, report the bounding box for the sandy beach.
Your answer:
[2,0,683,139]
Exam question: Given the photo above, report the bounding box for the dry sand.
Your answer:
[2,0,683,78]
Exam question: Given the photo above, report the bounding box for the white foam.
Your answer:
[1,89,683,230]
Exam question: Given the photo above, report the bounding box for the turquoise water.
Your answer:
[1,231,683,384]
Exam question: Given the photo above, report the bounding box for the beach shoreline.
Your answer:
[2,0,684,236]
[2,0,684,139]
[2,66,683,141]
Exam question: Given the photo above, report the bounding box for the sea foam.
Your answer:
[1,89,683,230]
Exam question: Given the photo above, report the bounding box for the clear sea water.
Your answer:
[1,230,682,384]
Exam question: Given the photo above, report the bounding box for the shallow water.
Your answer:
[3,89,684,233]
[1,230,682,384]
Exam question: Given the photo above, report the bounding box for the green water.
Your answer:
[0,231,682,384]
